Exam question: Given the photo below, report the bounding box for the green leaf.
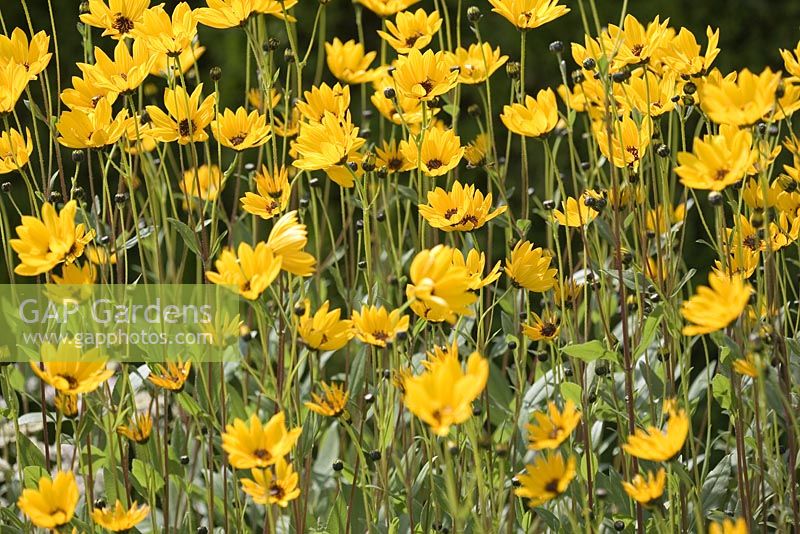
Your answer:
[633,306,663,358]
[711,374,732,411]
[167,217,201,256]
[701,453,733,513]
[560,382,582,406]
[562,340,617,363]
[132,458,164,494]
[17,433,46,469]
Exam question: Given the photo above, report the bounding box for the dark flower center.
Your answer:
[253,448,272,461]
[458,214,479,226]
[715,168,729,181]
[420,78,434,95]
[626,146,640,160]
[545,479,560,493]
[541,322,558,337]
[230,133,247,146]
[444,208,459,219]
[427,159,443,170]
[388,158,403,170]
[631,44,644,57]
[59,374,79,389]
[269,484,285,500]
[178,119,195,138]
[372,330,390,342]
[112,14,135,35]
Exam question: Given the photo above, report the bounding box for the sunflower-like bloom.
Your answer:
[599,14,671,69]
[116,413,153,444]
[645,202,687,236]
[305,382,349,417]
[292,111,366,183]
[206,242,282,300]
[681,271,751,336]
[553,192,600,227]
[79,40,155,96]
[447,42,508,85]
[241,166,291,219]
[453,248,502,290]
[325,38,377,84]
[505,241,558,292]
[211,107,271,151]
[298,300,353,351]
[133,3,198,57]
[419,181,506,231]
[371,81,430,128]
[351,305,410,347]
[402,351,488,436]
[406,245,478,323]
[80,0,151,39]
[464,132,491,167]
[622,469,666,505]
[699,68,782,126]
[0,28,52,80]
[526,400,580,449]
[623,400,689,461]
[180,164,224,202]
[675,125,756,191]
[266,210,316,276]
[146,84,216,144]
[662,26,720,77]
[709,518,748,534]
[357,0,420,17]
[17,471,79,529]
[31,340,111,395]
[148,359,191,391]
[54,391,79,417]
[150,41,206,78]
[515,453,576,507]
[60,75,117,112]
[0,63,28,113]
[56,97,130,149]
[488,0,570,30]
[592,115,653,171]
[392,49,458,101]
[501,89,559,138]
[781,40,800,78]
[375,139,415,173]
[195,0,261,28]
[241,458,301,507]
[296,83,350,122]
[623,71,677,117]
[401,126,464,177]
[0,127,32,174]
[92,501,150,532]
[10,200,95,276]
[222,412,302,469]
[378,9,442,53]
[522,312,560,342]
[732,353,761,378]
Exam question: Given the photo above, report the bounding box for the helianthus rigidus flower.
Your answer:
[488,0,570,30]
[351,305,410,347]
[0,62,31,113]
[133,3,198,57]
[623,468,666,505]
[401,126,464,177]
[526,400,581,450]
[79,39,155,96]
[505,241,558,292]
[266,210,316,276]
[305,382,349,417]
[206,242,282,300]
[116,412,153,444]
[406,245,478,323]
[392,49,458,101]
[211,107,272,151]
[501,89,559,138]
[222,412,302,469]
[297,300,354,351]
[296,82,351,122]
[515,453,577,507]
[0,127,32,174]
[292,111,366,184]
[592,115,653,171]
[325,38,377,84]
[681,271,751,336]
[623,400,689,461]
[241,458,301,507]
[180,164,224,202]
[146,84,216,145]
[709,518,748,534]
[553,192,600,227]
[0,28,52,80]
[674,125,756,191]
[56,97,130,149]
[699,68,782,126]
[148,359,191,391]
[80,0,151,39]
[241,166,291,219]
[31,340,111,394]
[92,500,150,532]
[447,42,508,85]
[419,181,506,231]
[522,312,560,342]
[377,9,442,53]
[17,471,79,529]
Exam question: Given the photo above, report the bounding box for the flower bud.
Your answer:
[467,6,482,24]
[209,66,222,81]
[549,41,564,53]
[506,61,520,80]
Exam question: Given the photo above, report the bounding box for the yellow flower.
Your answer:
[146,84,216,144]
[402,351,488,436]
[180,164,224,202]
[645,202,687,236]
[553,192,600,227]
[623,400,689,461]
[505,241,558,292]
[292,111,366,182]
[406,245,478,323]
[453,248,502,290]
[713,245,760,280]
[375,139,415,173]
[206,242,282,300]
[211,107,271,151]
[392,49,458,101]
[419,181,506,232]
[195,0,261,28]
[92,500,150,532]
[378,9,442,53]
[733,353,761,378]
[0,28,52,80]
[305,382,349,417]
[253,0,299,20]
[0,63,28,113]
[699,68,782,126]
[487,0,570,30]
[241,458,301,507]
[134,3,198,57]
[553,277,584,310]
[351,305,410,347]
[31,340,111,395]
[56,97,130,149]
[401,126,464,177]
[10,200,95,276]
[662,26,720,77]
[80,0,151,39]
[447,42,508,85]
[592,115,653,170]
[17,471,79,529]
[522,313,560,342]
[681,271,751,336]
[148,359,191,391]
[675,125,756,191]
[709,518,748,534]
[266,210,316,276]
[526,400,580,449]
[298,300,353,351]
[501,89,559,138]
[0,127,32,174]
[296,82,350,122]
[79,39,155,95]
[623,71,677,117]
[116,412,153,444]
[356,0,420,17]
[241,165,291,219]
[515,453,576,507]
[622,469,666,505]
[371,81,430,127]
[150,41,206,78]
[60,74,117,112]
[600,14,671,69]
[325,38,377,84]
[464,132,491,167]
[781,40,800,78]
[222,412,302,469]
[54,391,79,417]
